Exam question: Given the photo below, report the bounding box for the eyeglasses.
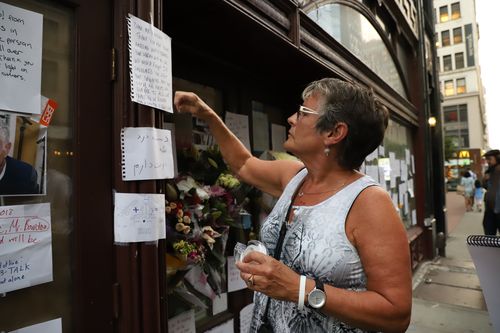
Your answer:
[296,105,320,121]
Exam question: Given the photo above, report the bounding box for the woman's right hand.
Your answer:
[174,91,213,120]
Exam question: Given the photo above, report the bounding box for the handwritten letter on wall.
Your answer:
[0,2,42,114]
[114,192,166,243]
[0,203,52,293]
[127,14,172,112]
[121,127,174,181]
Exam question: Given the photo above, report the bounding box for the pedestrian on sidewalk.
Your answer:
[474,179,485,212]
[460,171,474,212]
[482,149,500,235]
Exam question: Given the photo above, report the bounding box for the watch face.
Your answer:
[308,289,326,308]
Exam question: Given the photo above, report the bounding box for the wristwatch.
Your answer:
[307,278,326,309]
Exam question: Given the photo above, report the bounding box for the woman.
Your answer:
[174,78,411,332]
[460,171,475,212]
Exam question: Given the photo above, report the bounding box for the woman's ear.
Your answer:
[324,122,348,146]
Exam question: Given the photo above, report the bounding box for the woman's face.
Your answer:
[283,94,324,157]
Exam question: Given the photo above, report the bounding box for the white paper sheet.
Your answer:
[0,2,42,115]
[212,292,228,316]
[121,127,174,180]
[0,203,52,293]
[114,192,166,242]
[251,111,269,152]
[168,310,196,333]
[227,256,247,292]
[225,112,251,151]
[9,318,61,333]
[271,124,286,152]
[127,14,172,112]
[204,319,234,333]
[163,123,178,177]
[240,303,254,333]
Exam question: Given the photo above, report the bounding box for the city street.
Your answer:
[408,192,494,332]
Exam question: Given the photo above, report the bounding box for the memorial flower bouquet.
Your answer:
[165,145,251,296]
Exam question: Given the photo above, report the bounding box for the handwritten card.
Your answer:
[239,303,254,333]
[204,319,234,333]
[168,310,196,333]
[114,192,166,243]
[121,127,174,181]
[227,256,247,292]
[0,203,52,293]
[0,2,43,114]
[251,111,269,152]
[225,111,251,151]
[271,124,286,152]
[127,14,172,112]
[9,318,61,333]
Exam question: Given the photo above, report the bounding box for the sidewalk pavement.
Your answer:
[408,192,495,333]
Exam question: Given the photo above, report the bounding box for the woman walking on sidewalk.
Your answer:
[460,171,474,212]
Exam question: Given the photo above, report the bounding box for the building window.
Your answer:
[453,27,463,44]
[443,55,452,71]
[457,78,466,94]
[451,2,461,20]
[441,30,450,47]
[444,80,454,96]
[439,5,449,22]
[437,56,441,72]
[444,104,469,147]
[455,52,464,69]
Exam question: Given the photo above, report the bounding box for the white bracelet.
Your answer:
[298,275,306,311]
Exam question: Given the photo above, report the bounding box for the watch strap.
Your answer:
[315,278,324,291]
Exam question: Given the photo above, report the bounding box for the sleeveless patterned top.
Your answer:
[249,168,379,333]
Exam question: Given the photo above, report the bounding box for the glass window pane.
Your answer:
[441,30,450,46]
[444,110,458,122]
[443,55,452,71]
[306,3,407,98]
[453,27,463,43]
[451,2,461,20]
[459,104,468,121]
[440,5,449,22]
[456,78,466,94]
[444,80,454,96]
[455,52,464,69]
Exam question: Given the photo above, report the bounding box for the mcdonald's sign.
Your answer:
[458,150,470,158]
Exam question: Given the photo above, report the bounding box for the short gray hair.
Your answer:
[302,78,389,169]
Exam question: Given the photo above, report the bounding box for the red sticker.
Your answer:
[39,99,58,127]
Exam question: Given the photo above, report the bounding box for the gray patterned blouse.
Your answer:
[249,168,379,333]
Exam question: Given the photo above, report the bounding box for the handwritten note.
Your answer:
[0,203,52,293]
[121,127,174,181]
[225,111,251,151]
[0,2,42,114]
[204,319,234,333]
[227,256,247,292]
[168,310,196,333]
[271,124,286,152]
[127,14,172,112]
[114,192,166,243]
[239,303,254,333]
[9,318,61,333]
[252,111,269,152]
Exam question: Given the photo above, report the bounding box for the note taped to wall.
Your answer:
[127,14,172,112]
[9,318,61,333]
[0,203,52,293]
[121,127,174,181]
[0,2,43,115]
[114,192,166,243]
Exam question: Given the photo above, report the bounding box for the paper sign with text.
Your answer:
[0,2,43,115]
[0,203,52,293]
[121,127,174,181]
[114,192,166,243]
[167,309,196,333]
[127,14,172,112]
[9,318,61,333]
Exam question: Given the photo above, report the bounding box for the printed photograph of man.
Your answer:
[0,124,40,195]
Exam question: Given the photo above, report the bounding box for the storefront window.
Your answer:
[362,119,416,229]
[0,0,74,332]
[306,3,407,98]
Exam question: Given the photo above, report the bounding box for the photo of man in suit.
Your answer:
[0,125,39,195]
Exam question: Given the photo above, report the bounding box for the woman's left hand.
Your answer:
[236,251,300,302]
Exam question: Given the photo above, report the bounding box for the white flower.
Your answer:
[176,176,197,193]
